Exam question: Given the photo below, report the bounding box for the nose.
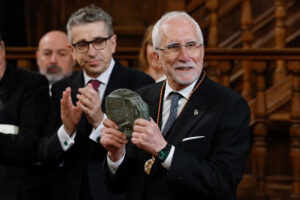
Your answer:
[87,43,97,56]
[50,53,58,64]
[177,46,190,62]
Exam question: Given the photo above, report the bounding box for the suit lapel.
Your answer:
[70,72,91,137]
[166,76,211,146]
[70,72,84,104]
[148,82,165,128]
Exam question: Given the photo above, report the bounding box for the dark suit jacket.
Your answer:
[0,64,49,200]
[104,72,250,200]
[39,60,154,200]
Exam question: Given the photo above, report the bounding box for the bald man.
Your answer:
[36,30,74,88]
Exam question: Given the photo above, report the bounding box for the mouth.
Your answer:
[175,66,194,71]
[47,65,61,74]
[87,59,101,66]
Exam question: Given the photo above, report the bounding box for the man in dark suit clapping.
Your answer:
[101,11,250,200]
[38,4,154,200]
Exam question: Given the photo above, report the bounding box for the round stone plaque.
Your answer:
[105,88,150,138]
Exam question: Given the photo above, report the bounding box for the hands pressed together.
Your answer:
[100,118,167,162]
[61,83,104,136]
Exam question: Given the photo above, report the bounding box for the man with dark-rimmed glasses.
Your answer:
[38,5,154,200]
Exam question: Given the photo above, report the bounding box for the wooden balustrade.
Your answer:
[5,47,300,66]
[6,47,300,64]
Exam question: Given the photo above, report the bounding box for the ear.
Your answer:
[110,34,117,54]
[68,44,76,60]
[153,51,162,65]
[36,49,41,65]
[1,41,5,57]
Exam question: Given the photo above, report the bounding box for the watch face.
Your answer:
[158,144,171,162]
[159,150,168,161]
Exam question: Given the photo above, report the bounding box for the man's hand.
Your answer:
[100,118,127,162]
[61,87,82,136]
[77,83,104,128]
[131,118,167,156]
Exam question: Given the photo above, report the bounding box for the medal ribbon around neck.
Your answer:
[144,71,206,175]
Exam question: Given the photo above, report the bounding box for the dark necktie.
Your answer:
[89,79,101,91]
[163,92,182,135]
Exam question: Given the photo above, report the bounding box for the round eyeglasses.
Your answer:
[156,41,203,57]
[72,35,113,54]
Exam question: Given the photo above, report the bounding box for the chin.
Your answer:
[173,72,198,85]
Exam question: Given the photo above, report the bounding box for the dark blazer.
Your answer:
[0,64,49,200]
[39,60,154,200]
[104,72,250,200]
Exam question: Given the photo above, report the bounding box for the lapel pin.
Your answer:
[194,109,199,116]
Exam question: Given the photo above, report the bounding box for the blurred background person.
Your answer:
[0,33,49,200]
[138,25,165,82]
[36,30,74,89]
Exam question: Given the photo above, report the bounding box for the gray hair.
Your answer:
[66,4,114,42]
[152,11,204,50]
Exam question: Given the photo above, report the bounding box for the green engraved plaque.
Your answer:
[105,88,150,138]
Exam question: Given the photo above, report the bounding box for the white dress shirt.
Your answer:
[57,59,115,151]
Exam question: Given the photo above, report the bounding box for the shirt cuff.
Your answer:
[57,125,76,151]
[89,113,107,143]
[107,152,125,174]
[161,145,175,170]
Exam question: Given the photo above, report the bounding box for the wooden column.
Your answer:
[253,62,268,200]
[206,0,219,82]
[241,0,253,101]
[273,0,287,84]
[289,61,300,200]
[219,61,231,87]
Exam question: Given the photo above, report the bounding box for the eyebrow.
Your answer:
[74,36,109,44]
[166,40,198,45]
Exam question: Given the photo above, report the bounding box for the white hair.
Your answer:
[152,11,204,50]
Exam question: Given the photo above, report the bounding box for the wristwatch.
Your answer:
[157,143,172,162]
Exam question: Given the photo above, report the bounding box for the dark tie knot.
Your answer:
[89,79,101,91]
[169,92,182,102]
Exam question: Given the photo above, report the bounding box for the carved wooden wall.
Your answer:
[20,0,185,47]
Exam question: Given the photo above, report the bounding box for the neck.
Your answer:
[167,79,191,91]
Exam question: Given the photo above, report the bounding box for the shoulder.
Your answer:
[206,77,245,101]
[51,71,81,89]
[135,81,163,100]
[204,77,250,114]
[15,67,48,86]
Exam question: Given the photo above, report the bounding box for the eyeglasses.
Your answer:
[156,41,203,57]
[72,35,113,53]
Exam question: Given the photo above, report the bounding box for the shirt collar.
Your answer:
[83,58,115,86]
[164,78,197,101]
